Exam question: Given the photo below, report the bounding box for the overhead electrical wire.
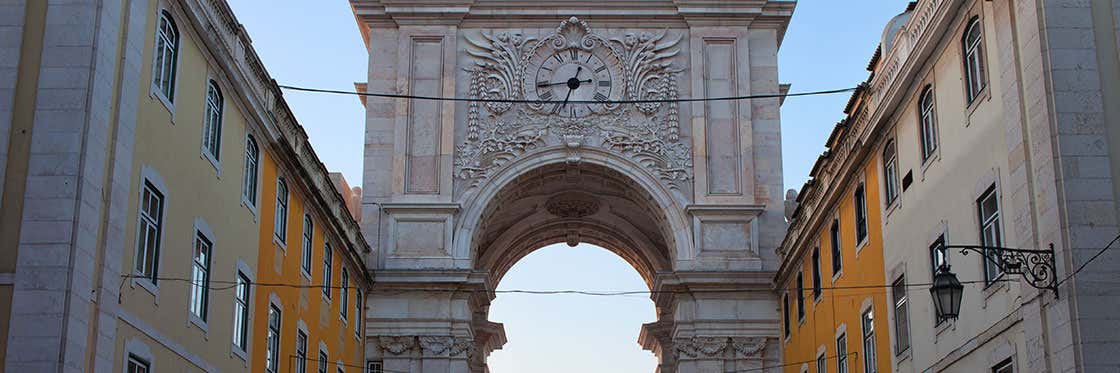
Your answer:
[277,84,858,104]
[118,232,1119,298]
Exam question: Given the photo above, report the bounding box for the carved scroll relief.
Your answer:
[456,17,692,190]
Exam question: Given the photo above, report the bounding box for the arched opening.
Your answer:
[486,243,657,372]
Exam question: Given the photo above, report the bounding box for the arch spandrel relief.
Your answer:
[455,17,692,194]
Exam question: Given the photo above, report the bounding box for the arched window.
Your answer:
[919,86,938,161]
[275,178,289,242]
[962,17,986,104]
[243,135,259,205]
[153,10,179,102]
[202,81,223,161]
[883,140,900,205]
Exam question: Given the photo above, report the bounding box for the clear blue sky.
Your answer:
[228,1,906,371]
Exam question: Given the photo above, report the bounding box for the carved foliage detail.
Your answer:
[380,336,475,358]
[457,17,691,189]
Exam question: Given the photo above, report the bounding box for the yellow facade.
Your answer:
[252,148,366,372]
[778,120,892,373]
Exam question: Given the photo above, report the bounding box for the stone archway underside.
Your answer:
[474,162,674,288]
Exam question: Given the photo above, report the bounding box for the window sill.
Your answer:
[883,199,900,224]
[831,269,843,284]
[300,269,313,282]
[934,318,955,340]
[982,276,1009,305]
[130,275,160,304]
[188,314,210,337]
[230,345,248,365]
[895,348,912,368]
[273,236,287,253]
[855,237,870,256]
[920,150,941,180]
[201,151,222,178]
[241,199,259,220]
[150,87,176,121]
[964,86,991,126]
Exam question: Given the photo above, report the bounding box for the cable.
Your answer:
[277,84,857,105]
[1056,232,1120,287]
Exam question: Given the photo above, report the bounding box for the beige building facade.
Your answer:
[779,0,1120,372]
[0,0,368,372]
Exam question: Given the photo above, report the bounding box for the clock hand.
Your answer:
[537,79,592,88]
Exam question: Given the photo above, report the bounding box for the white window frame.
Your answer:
[891,275,911,355]
[242,134,261,212]
[882,141,900,206]
[323,242,333,300]
[341,267,349,322]
[318,346,329,373]
[367,361,384,373]
[124,338,155,373]
[355,288,363,340]
[918,86,939,162]
[854,183,868,246]
[266,302,282,373]
[963,16,987,105]
[296,327,309,373]
[302,214,314,278]
[811,247,822,301]
[816,351,826,373]
[978,185,1004,285]
[830,218,842,279]
[231,267,252,359]
[837,332,849,373]
[201,80,224,173]
[275,177,289,246]
[150,8,179,111]
[133,172,167,294]
[862,308,877,373]
[796,272,805,322]
[188,220,215,331]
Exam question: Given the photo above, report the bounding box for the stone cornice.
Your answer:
[775,0,961,285]
[178,0,374,285]
[350,0,795,45]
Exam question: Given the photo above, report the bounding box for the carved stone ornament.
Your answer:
[731,337,768,359]
[544,191,600,218]
[378,336,418,355]
[417,336,474,358]
[675,337,729,360]
[458,17,691,190]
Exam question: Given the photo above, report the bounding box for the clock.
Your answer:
[524,46,621,118]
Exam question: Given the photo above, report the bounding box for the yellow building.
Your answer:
[0,0,369,371]
[777,84,892,373]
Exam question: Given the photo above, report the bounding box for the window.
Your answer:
[811,247,822,300]
[862,309,877,373]
[233,272,250,351]
[341,267,350,321]
[302,215,314,274]
[930,235,949,325]
[338,367,345,373]
[883,141,899,205]
[275,178,289,242]
[817,353,826,373]
[963,17,987,104]
[318,350,329,373]
[296,330,308,373]
[323,243,333,299]
[796,272,805,320]
[189,232,212,322]
[830,219,842,274]
[854,184,868,244]
[368,361,384,373]
[783,292,791,338]
[266,305,281,373]
[135,181,164,283]
[202,80,223,161]
[153,11,178,102]
[891,276,910,354]
[918,86,938,161]
[243,136,260,206]
[356,289,363,338]
[929,235,948,277]
[978,186,1003,285]
[127,355,150,373]
[837,333,849,373]
[992,358,1014,373]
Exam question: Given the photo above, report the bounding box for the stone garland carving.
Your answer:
[457,17,691,189]
[378,336,474,358]
[673,337,769,360]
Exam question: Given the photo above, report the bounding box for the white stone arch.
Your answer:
[453,146,693,284]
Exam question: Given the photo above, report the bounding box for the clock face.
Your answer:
[525,47,619,118]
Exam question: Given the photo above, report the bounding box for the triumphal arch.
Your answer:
[352,1,794,371]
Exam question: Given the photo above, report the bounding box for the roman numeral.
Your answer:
[594,65,607,73]
[598,80,611,87]
[552,54,564,63]
[539,90,554,100]
[569,107,577,117]
[550,103,562,114]
[569,49,579,61]
[537,80,550,87]
[594,92,608,101]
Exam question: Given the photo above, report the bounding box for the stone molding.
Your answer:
[673,336,768,361]
[378,336,475,358]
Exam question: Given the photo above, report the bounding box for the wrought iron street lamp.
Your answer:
[929,243,1058,321]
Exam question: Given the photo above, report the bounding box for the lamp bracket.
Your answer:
[946,243,1058,297]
